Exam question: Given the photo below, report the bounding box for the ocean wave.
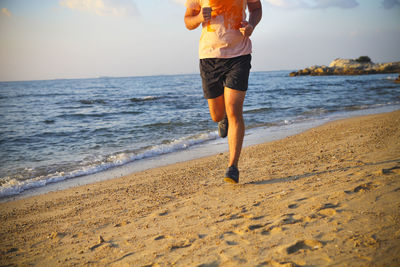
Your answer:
[7,93,72,99]
[120,111,143,115]
[301,108,329,116]
[246,122,279,130]
[56,110,143,120]
[0,131,219,198]
[79,99,107,105]
[301,105,380,116]
[244,107,272,114]
[369,85,399,90]
[56,113,108,119]
[130,96,161,102]
[341,102,400,111]
[144,121,187,129]
[384,75,399,81]
[342,105,370,111]
[43,119,56,124]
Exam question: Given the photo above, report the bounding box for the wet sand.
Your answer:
[1,111,400,266]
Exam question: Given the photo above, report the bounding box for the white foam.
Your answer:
[0,132,219,198]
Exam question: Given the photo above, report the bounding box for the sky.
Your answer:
[0,0,399,81]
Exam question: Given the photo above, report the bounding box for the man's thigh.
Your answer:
[207,95,225,122]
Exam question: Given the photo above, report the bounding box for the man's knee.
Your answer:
[225,103,243,124]
[225,102,244,122]
[210,111,225,122]
[226,111,243,124]
[224,88,246,118]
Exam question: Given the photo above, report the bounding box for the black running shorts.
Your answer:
[199,54,252,99]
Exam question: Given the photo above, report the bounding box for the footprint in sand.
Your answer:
[250,215,266,221]
[197,261,219,267]
[279,213,303,225]
[381,165,400,175]
[262,226,284,236]
[168,239,194,251]
[247,224,265,231]
[220,231,245,246]
[346,182,380,194]
[263,260,302,267]
[319,203,340,209]
[252,201,261,207]
[317,203,340,217]
[158,210,169,216]
[230,222,268,236]
[154,235,166,241]
[287,197,311,210]
[318,208,337,217]
[225,240,238,246]
[286,239,323,254]
[215,213,242,223]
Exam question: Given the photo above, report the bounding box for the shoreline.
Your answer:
[2,104,400,202]
[1,110,400,265]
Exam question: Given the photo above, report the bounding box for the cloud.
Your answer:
[264,0,359,9]
[60,0,139,17]
[382,0,400,9]
[313,0,359,9]
[1,7,12,17]
[264,0,308,9]
[171,0,185,5]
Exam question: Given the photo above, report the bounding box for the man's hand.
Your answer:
[239,21,254,37]
[184,6,212,30]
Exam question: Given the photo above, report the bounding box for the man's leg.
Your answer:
[207,94,226,123]
[224,88,246,167]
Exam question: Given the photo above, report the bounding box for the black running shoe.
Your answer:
[218,116,228,138]
[224,165,239,184]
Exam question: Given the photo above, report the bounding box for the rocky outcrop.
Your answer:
[396,74,400,83]
[290,58,400,77]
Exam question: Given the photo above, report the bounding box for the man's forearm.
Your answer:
[184,9,203,30]
[185,16,202,30]
[248,7,262,29]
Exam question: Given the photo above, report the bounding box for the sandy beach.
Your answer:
[1,110,400,266]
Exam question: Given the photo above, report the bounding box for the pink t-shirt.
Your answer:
[185,0,258,59]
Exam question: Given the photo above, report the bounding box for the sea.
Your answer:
[1,71,399,200]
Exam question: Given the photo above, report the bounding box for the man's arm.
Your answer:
[184,6,211,30]
[240,0,262,37]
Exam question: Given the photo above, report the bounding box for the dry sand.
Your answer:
[1,111,400,266]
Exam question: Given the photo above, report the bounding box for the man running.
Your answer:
[184,0,262,183]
